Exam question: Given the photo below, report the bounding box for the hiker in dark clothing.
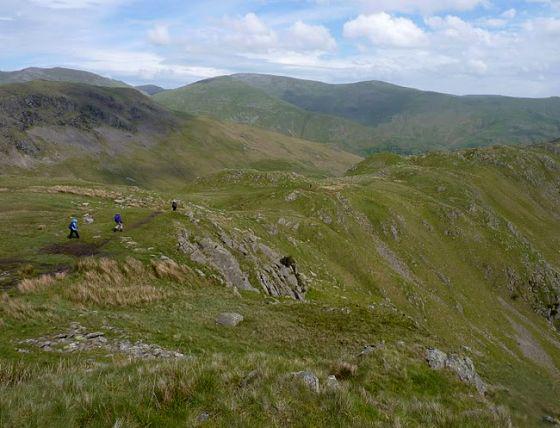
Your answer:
[68,218,79,239]
[113,213,124,232]
[172,200,178,211]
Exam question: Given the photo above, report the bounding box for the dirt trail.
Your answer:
[40,211,163,257]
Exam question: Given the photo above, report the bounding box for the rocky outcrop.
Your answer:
[177,228,307,300]
[426,348,486,394]
[178,230,256,292]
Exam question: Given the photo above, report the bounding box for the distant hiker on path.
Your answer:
[68,218,79,239]
[172,200,178,211]
[113,213,124,232]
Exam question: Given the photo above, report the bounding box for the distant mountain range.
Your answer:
[154,74,560,155]
[2,67,560,156]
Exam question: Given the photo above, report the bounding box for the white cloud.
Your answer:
[343,12,428,48]
[524,17,560,35]
[148,24,171,45]
[74,48,228,81]
[224,13,278,51]
[480,18,507,28]
[287,21,336,51]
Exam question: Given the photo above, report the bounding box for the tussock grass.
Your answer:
[0,352,512,427]
[17,272,66,294]
[67,257,165,307]
[0,293,35,320]
[330,361,358,380]
[151,258,190,283]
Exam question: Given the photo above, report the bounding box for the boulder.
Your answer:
[292,371,320,393]
[216,312,244,327]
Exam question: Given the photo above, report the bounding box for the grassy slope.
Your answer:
[0,67,129,87]
[1,143,559,426]
[156,73,560,155]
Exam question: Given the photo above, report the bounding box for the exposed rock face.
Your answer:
[216,312,244,327]
[178,230,255,292]
[177,228,307,300]
[255,245,306,300]
[426,348,486,394]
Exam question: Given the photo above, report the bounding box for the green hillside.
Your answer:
[155,73,560,155]
[0,81,361,187]
[1,141,560,425]
[153,77,381,154]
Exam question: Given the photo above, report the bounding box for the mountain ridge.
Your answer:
[0,67,129,88]
[155,73,560,155]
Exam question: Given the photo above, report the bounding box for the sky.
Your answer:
[0,0,559,97]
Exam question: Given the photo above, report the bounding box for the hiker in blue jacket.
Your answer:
[113,213,124,232]
[68,218,79,239]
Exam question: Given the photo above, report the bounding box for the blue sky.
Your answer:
[0,0,559,96]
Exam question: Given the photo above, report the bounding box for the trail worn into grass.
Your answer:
[40,211,163,257]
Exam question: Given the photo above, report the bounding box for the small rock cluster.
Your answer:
[426,348,486,394]
[19,322,186,360]
[289,370,343,393]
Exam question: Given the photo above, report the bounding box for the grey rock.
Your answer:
[83,214,94,224]
[292,371,320,393]
[178,228,306,300]
[178,231,256,292]
[216,312,244,327]
[426,348,486,394]
[325,375,340,390]
[543,415,560,425]
[445,354,486,394]
[285,191,300,202]
[196,412,210,423]
[86,332,104,339]
[426,348,448,369]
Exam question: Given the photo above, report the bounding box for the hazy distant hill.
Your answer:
[0,67,129,88]
[135,84,166,95]
[155,73,560,155]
